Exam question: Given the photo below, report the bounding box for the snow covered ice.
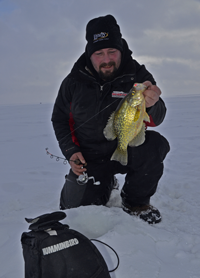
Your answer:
[0,95,200,278]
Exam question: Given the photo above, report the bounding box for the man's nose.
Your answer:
[102,53,111,63]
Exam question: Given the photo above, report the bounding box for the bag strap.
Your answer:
[25,211,67,231]
[90,239,120,272]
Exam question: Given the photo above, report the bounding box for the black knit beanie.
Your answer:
[86,15,123,57]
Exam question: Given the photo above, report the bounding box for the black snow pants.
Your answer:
[60,131,170,209]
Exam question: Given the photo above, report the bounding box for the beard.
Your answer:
[98,62,118,81]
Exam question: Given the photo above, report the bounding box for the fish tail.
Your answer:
[111,147,128,166]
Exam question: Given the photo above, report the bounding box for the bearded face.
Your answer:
[90,48,121,81]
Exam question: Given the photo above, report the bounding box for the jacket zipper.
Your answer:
[79,69,134,92]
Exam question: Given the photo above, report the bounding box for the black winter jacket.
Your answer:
[51,40,167,162]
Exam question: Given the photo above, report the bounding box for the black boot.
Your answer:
[122,203,162,224]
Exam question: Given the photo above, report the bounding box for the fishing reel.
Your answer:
[77,172,101,186]
[71,159,100,186]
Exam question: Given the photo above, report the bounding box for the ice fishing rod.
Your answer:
[46,90,133,183]
[45,148,100,185]
[45,148,85,166]
[45,148,68,164]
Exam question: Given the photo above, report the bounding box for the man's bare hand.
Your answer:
[143,81,161,108]
[69,152,87,176]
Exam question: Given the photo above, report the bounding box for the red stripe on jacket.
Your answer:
[69,104,80,146]
[145,115,156,128]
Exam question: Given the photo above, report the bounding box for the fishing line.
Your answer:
[46,94,128,165]
[45,99,120,164]
[66,98,120,137]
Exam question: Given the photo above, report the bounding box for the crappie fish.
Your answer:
[103,83,150,165]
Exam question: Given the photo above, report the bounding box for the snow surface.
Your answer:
[0,95,200,278]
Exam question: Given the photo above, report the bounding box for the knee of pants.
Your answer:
[60,166,114,209]
[60,171,87,209]
[128,131,170,166]
[152,131,170,162]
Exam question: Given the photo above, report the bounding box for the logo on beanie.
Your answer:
[93,32,109,43]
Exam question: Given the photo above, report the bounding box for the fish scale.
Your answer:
[103,83,150,165]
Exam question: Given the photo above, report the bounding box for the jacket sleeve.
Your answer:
[135,62,167,127]
[146,97,166,127]
[51,77,81,161]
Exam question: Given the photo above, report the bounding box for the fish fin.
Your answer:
[129,124,146,147]
[144,112,150,122]
[103,112,116,140]
[111,147,128,166]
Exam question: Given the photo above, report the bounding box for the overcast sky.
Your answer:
[0,0,199,105]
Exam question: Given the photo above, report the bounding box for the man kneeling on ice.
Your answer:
[51,15,170,224]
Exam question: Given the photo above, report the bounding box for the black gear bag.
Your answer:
[21,211,119,278]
